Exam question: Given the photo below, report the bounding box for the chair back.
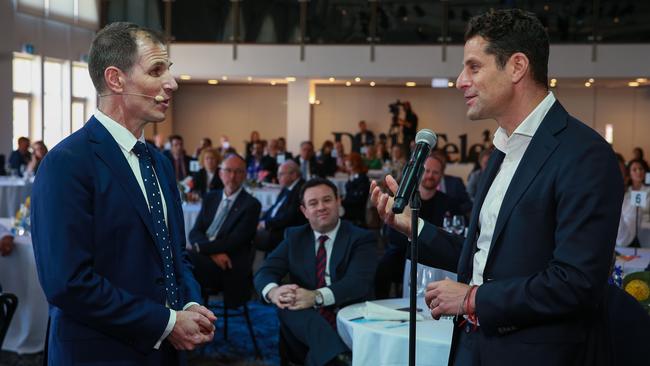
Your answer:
[0,293,19,348]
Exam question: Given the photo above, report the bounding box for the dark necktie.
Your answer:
[316,235,336,328]
[132,142,180,309]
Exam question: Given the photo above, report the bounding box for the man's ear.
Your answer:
[104,66,124,93]
[508,52,529,84]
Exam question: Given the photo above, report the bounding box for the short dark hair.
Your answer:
[168,134,183,143]
[299,177,338,205]
[88,22,166,94]
[465,9,549,88]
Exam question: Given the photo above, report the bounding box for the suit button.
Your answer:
[155,278,164,285]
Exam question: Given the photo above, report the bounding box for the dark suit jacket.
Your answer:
[342,174,370,227]
[8,150,30,176]
[352,131,375,153]
[293,156,325,179]
[415,102,623,365]
[191,168,223,197]
[246,155,278,182]
[261,179,307,251]
[254,220,377,309]
[163,150,192,180]
[31,117,202,365]
[189,189,261,302]
[442,175,472,215]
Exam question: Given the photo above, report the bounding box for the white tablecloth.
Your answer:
[328,174,348,197]
[337,298,453,366]
[0,177,33,218]
[616,247,650,275]
[248,186,281,212]
[0,218,48,354]
[181,202,202,245]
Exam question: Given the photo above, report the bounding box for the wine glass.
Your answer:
[452,215,466,236]
[442,215,452,233]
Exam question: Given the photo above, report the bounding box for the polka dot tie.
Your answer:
[132,141,180,309]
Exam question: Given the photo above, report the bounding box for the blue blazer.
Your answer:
[416,102,624,365]
[31,117,202,365]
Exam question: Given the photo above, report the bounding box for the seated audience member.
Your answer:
[254,178,377,366]
[247,140,277,182]
[265,139,283,166]
[342,153,370,227]
[294,141,323,180]
[188,154,261,301]
[277,137,294,162]
[466,148,492,201]
[0,223,14,257]
[431,150,473,216]
[217,135,231,155]
[163,134,192,181]
[256,161,307,252]
[245,130,262,161]
[190,147,223,199]
[376,140,390,162]
[352,120,375,153]
[389,144,407,181]
[333,141,346,172]
[8,136,31,176]
[362,144,382,170]
[24,141,48,177]
[374,155,459,299]
[317,140,337,177]
[194,137,213,158]
[617,159,650,247]
[629,147,649,172]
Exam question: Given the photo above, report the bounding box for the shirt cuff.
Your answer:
[183,302,200,310]
[417,218,424,236]
[154,309,176,349]
[262,283,279,303]
[318,287,336,307]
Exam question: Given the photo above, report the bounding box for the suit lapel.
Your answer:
[329,222,349,283]
[218,190,247,234]
[299,227,317,288]
[87,118,156,242]
[485,102,566,268]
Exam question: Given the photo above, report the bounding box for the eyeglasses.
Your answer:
[221,168,245,175]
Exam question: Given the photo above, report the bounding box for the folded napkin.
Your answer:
[362,301,425,321]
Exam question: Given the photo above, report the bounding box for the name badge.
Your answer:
[277,155,286,164]
[630,191,648,209]
[189,160,200,173]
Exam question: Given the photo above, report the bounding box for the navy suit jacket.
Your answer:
[442,175,472,215]
[189,188,260,301]
[254,220,377,308]
[261,179,307,248]
[416,102,623,365]
[31,117,202,365]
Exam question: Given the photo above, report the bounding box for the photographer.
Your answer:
[400,101,418,149]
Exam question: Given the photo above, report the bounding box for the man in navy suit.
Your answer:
[31,22,216,365]
[371,9,623,366]
[352,120,375,153]
[188,154,261,302]
[255,160,306,253]
[163,135,192,181]
[255,178,377,366]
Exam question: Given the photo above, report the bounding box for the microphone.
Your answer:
[392,129,438,214]
[99,93,165,103]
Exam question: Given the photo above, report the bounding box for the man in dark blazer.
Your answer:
[352,120,375,153]
[255,160,306,252]
[255,178,377,366]
[163,134,192,181]
[371,10,623,366]
[294,141,324,180]
[31,22,215,365]
[188,154,261,303]
[190,148,223,198]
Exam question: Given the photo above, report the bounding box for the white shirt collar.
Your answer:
[312,219,342,243]
[493,91,556,153]
[222,185,244,202]
[94,109,145,153]
[287,178,301,191]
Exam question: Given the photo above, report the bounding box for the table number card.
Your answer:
[630,191,648,209]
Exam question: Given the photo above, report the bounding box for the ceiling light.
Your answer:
[345,81,352,87]
[247,76,253,81]
[354,77,361,82]
[208,79,218,85]
[179,75,191,80]
[584,82,591,87]
[329,77,335,82]
[370,81,376,87]
[628,81,640,87]
[270,81,277,86]
[286,77,296,82]
[448,81,454,87]
[222,76,228,81]
[588,78,595,83]
[550,78,557,83]
[406,82,416,87]
[636,78,648,83]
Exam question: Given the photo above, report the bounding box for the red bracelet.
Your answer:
[458,285,478,332]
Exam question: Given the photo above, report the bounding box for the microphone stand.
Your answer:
[408,189,421,366]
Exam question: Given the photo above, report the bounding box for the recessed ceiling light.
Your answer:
[406,82,416,87]
[179,75,191,80]
[588,78,595,83]
[636,78,648,83]
[628,81,640,87]
[345,81,352,87]
[270,81,277,86]
[286,77,296,82]
[222,76,228,81]
[208,79,218,85]
[354,77,361,82]
[584,82,591,87]
[370,81,376,87]
[448,81,454,87]
[247,76,253,81]
[329,77,335,82]
[550,78,557,83]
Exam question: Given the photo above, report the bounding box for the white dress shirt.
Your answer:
[471,92,556,286]
[262,220,341,307]
[95,110,197,349]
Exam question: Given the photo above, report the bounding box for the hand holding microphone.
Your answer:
[392,129,437,214]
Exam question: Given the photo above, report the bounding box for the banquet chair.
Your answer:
[0,293,18,349]
[201,247,263,360]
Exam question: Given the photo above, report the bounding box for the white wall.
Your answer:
[172,84,287,155]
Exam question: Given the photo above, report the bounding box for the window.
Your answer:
[71,62,96,132]
[12,53,40,148]
[17,0,98,29]
[43,58,66,147]
[12,98,31,150]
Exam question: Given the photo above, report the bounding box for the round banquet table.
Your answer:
[0,177,33,218]
[615,247,650,275]
[337,298,453,366]
[247,186,281,212]
[0,218,48,354]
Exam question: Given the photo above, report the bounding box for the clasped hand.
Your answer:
[424,279,470,320]
[168,304,217,350]
[268,284,317,310]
